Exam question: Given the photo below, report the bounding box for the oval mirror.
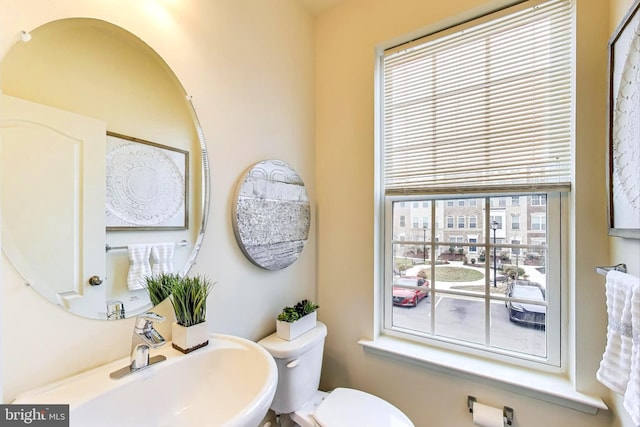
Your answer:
[0,18,209,320]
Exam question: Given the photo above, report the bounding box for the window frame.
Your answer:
[382,193,562,369]
[511,214,521,230]
[375,0,569,369]
[446,215,454,228]
[367,0,610,413]
[531,214,547,231]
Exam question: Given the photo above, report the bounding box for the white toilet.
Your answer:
[258,321,414,427]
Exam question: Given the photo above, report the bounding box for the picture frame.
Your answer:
[606,0,640,239]
[106,132,189,231]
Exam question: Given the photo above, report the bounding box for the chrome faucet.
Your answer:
[130,311,166,369]
[110,312,167,379]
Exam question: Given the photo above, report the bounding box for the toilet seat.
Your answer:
[306,388,414,427]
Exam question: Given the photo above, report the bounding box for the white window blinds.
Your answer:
[383,0,573,195]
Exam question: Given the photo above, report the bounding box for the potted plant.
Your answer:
[156,274,214,354]
[144,273,181,306]
[276,299,319,341]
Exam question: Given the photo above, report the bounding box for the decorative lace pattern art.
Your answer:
[106,133,187,229]
[610,5,640,234]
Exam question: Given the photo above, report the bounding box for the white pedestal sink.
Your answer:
[12,334,278,427]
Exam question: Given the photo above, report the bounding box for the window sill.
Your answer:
[358,335,607,414]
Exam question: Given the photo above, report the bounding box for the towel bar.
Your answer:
[595,263,627,276]
[106,240,188,252]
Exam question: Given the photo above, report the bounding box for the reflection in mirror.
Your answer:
[0,18,209,320]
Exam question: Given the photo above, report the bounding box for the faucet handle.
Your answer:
[135,312,165,330]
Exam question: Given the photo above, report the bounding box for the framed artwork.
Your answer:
[607,0,640,239]
[106,132,189,230]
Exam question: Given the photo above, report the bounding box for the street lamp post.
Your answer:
[491,220,498,288]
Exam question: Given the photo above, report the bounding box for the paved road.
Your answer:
[392,295,546,357]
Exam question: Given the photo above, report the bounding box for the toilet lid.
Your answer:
[312,388,414,427]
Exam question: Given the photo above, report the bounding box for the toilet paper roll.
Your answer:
[472,401,503,427]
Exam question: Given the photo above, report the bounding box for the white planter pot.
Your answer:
[276,311,317,341]
[171,321,209,354]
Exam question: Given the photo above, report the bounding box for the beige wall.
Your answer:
[0,0,316,402]
[315,0,629,426]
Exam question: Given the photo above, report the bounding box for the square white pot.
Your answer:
[276,311,317,341]
[171,321,209,353]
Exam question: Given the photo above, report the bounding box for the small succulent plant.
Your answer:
[277,299,319,323]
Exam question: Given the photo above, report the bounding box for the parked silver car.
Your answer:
[505,281,546,328]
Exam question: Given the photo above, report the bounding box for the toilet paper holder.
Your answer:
[467,395,514,426]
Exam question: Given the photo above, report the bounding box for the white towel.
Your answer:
[151,242,175,277]
[623,275,640,426]
[127,244,152,291]
[596,270,640,425]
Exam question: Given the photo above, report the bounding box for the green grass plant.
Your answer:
[144,273,180,306]
[170,275,214,327]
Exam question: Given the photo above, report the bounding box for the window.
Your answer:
[490,215,503,230]
[531,195,547,206]
[412,216,419,228]
[468,237,478,252]
[389,196,557,361]
[531,214,546,231]
[380,0,571,367]
[511,215,520,230]
[422,217,429,228]
[458,200,465,207]
[399,215,406,227]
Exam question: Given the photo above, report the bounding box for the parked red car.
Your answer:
[392,276,429,307]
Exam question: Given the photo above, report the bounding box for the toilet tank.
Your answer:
[258,321,327,414]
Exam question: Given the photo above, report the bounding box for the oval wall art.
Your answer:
[232,159,310,270]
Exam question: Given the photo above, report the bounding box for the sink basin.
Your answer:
[12,334,278,427]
